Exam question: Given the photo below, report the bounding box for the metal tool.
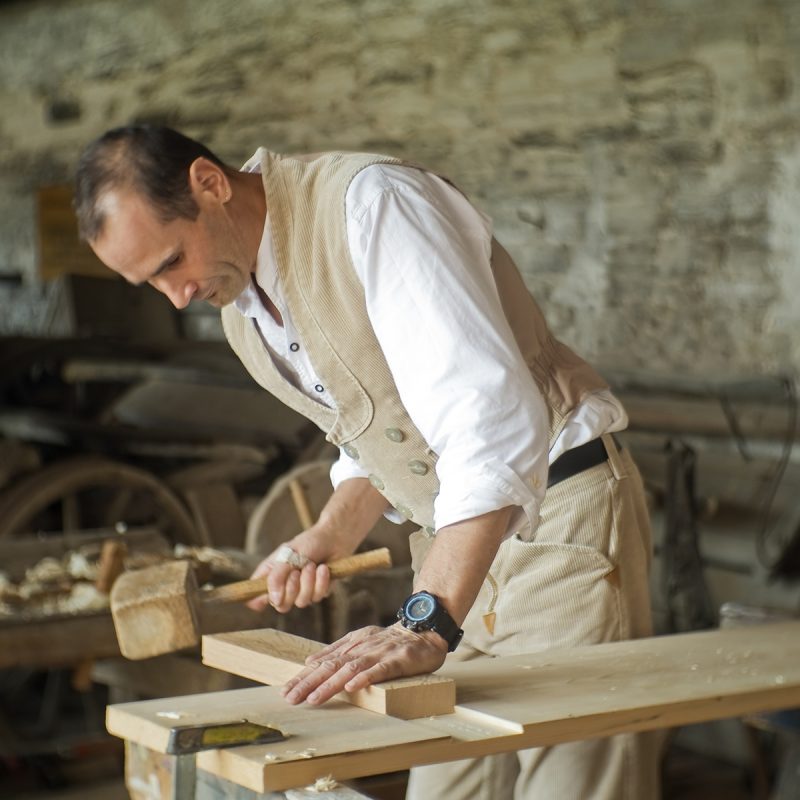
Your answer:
[166,719,286,755]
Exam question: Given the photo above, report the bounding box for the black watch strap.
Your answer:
[429,610,464,652]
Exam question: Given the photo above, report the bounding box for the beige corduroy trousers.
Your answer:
[406,435,660,800]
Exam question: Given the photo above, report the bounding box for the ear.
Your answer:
[188,157,230,204]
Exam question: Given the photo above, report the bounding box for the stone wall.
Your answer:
[1,0,799,376]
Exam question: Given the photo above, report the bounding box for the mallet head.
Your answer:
[110,560,201,660]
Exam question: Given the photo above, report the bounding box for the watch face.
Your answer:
[406,594,435,621]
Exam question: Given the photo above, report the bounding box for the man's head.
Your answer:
[75,126,264,308]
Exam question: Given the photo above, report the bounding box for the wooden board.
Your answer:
[107,685,451,790]
[202,629,456,719]
[107,621,800,793]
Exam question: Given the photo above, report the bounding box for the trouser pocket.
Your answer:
[463,538,622,656]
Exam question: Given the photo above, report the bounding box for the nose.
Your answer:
[153,277,197,310]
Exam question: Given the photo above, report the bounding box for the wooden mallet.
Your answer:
[110,547,392,660]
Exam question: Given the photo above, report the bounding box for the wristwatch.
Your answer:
[397,590,464,652]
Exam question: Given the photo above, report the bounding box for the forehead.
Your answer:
[91,188,183,282]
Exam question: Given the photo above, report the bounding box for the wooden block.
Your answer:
[112,560,199,659]
[202,628,456,719]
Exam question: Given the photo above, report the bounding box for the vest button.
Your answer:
[343,444,359,460]
[368,474,385,490]
[408,460,429,476]
[395,504,414,519]
[384,428,405,443]
[314,384,325,393]
[289,342,300,352]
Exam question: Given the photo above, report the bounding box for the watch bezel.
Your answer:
[397,590,464,652]
[403,591,436,625]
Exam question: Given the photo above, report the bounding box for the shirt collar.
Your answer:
[233,150,278,319]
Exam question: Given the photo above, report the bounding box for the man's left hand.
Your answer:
[281,622,448,706]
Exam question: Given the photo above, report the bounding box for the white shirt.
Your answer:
[234,155,627,539]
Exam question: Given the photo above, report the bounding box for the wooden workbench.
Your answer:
[107,620,800,797]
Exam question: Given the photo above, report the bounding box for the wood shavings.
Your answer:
[0,573,18,603]
[59,582,107,612]
[173,545,250,579]
[307,775,338,792]
[0,545,245,620]
[0,578,108,617]
[18,579,72,601]
[284,748,317,759]
[66,551,99,581]
[25,557,68,583]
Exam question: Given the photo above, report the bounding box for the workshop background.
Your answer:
[0,0,799,799]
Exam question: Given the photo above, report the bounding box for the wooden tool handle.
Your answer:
[201,547,393,605]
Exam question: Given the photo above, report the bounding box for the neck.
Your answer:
[227,171,268,276]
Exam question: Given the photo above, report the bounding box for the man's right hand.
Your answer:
[246,476,391,614]
[247,529,344,613]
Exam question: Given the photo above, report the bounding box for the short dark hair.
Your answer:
[74,125,229,241]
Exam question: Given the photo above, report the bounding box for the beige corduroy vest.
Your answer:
[222,150,608,533]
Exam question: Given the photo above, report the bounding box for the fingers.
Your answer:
[270,565,299,613]
[283,625,448,707]
[283,654,376,706]
[246,559,332,613]
[295,563,330,608]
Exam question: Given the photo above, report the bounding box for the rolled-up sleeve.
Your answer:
[345,166,550,539]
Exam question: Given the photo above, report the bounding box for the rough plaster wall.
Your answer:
[0,0,798,375]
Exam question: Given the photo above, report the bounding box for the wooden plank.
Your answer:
[202,629,456,719]
[106,621,800,793]
[106,685,450,791]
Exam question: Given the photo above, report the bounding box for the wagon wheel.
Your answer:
[245,460,413,566]
[0,456,200,544]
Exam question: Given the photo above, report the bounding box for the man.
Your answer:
[75,125,658,799]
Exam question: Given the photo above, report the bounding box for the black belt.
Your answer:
[547,437,614,489]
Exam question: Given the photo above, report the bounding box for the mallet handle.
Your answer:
[201,547,393,605]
